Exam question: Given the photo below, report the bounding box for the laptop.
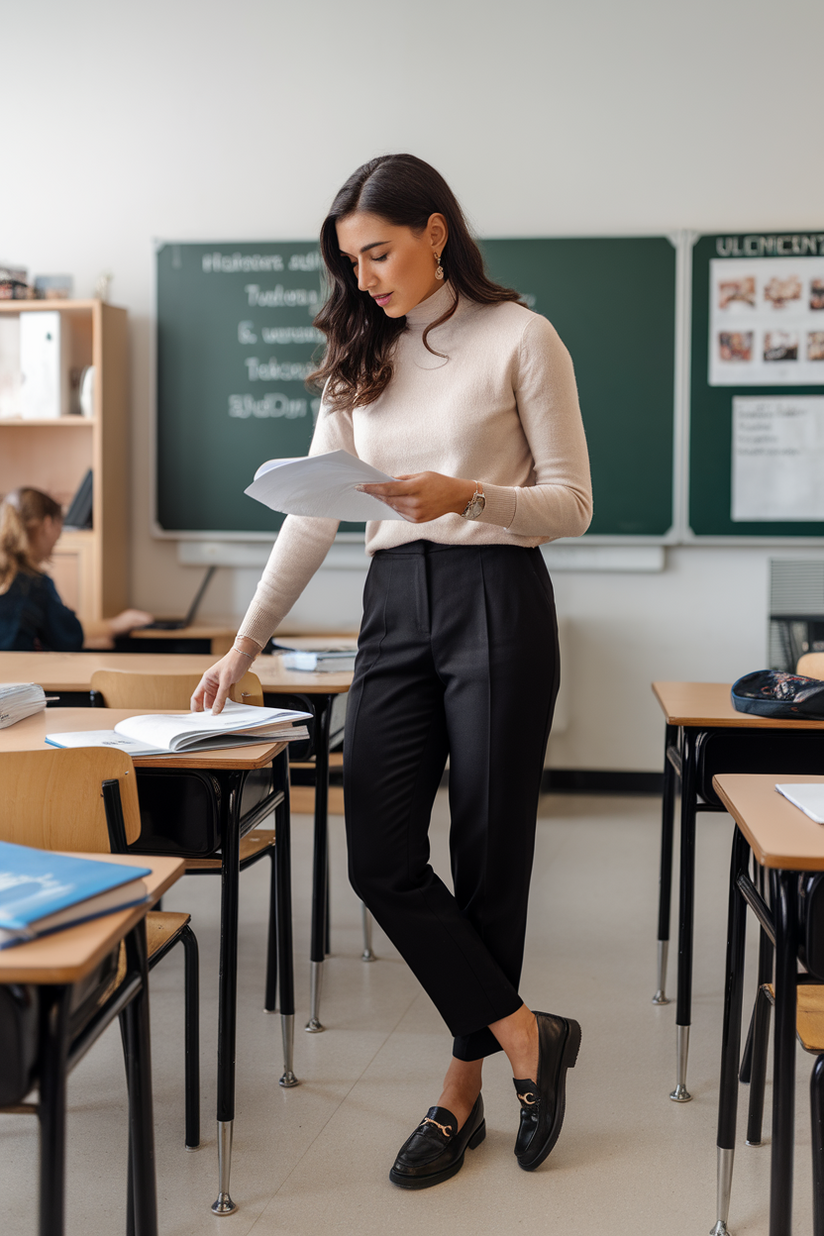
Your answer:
[141,565,217,631]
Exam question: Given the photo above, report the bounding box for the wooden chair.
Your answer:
[89,667,264,709]
[798,652,824,679]
[88,670,288,1059]
[0,746,200,1151]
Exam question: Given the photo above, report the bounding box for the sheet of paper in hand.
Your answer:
[244,449,407,521]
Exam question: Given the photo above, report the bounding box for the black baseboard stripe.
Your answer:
[291,766,663,796]
[541,769,664,796]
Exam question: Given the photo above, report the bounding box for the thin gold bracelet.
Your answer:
[233,644,256,661]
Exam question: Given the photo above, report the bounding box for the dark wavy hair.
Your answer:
[309,154,522,409]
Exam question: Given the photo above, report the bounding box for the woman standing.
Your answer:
[193,154,592,1187]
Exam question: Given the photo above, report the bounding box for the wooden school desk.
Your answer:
[651,682,824,1101]
[0,708,291,1217]
[710,774,824,1236]
[0,649,354,1031]
[0,853,184,1236]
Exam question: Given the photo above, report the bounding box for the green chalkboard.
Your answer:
[156,241,351,534]
[156,237,677,538]
[689,230,824,538]
[481,238,676,538]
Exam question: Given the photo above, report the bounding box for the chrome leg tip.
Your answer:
[279,1070,300,1088]
[305,1018,325,1033]
[211,1193,237,1216]
[185,1143,200,1152]
[745,1140,761,1147]
[361,949,377,962]
[652,990,669,1005]
[710,1223,730,1236]
[669,1084,692,1102]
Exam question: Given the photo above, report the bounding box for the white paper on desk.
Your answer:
[776,783,824,824]
[244,449,407,521]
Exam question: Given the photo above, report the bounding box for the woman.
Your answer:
[0,487,152,651]
[192,154,592,1187]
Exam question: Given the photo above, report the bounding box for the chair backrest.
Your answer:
[89,669,264,709]
[0,747,141,851]
[798,653,824,680]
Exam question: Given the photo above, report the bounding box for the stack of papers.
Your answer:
[0,840,151,949]
[0,682,48,730]
[45,700,312,757]
[776,783,824,824]
[244,449,406,521]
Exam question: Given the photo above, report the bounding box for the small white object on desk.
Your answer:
[776,782,824,824]
[280,650,357,673]
[0,683,49,729]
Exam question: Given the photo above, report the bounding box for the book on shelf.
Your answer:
[776,782,824,824]
[0,840,151,949]
[0,683,50,730]
[45,699,312,756]
[63,468,93,529]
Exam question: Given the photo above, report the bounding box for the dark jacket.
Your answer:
[0,571,84,651]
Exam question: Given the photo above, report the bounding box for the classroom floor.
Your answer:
[0,790,815,1235]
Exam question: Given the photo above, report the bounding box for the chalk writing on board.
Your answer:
[228,394,320,419]
[244,358,316,382]
[244,284,320,311]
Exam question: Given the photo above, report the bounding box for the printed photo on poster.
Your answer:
[710,255,824,385]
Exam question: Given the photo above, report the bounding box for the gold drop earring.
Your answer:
[434,252,444,280]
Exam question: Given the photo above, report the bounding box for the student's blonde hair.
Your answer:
[0,488,63,593]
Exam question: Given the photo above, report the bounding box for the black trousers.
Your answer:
[344,542,560,1061]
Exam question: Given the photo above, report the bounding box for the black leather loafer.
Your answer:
[513,1010,581,1171]
[389,1094,485,1189]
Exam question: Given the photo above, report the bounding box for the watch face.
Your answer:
[465,494,485,520]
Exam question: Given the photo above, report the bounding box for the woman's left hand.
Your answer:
[357,473,475,523]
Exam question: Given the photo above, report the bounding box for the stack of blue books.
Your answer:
[0,841,151,949]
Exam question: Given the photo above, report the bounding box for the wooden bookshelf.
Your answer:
[0,300,129,623]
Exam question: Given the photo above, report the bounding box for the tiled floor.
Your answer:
[0,791,815,1234]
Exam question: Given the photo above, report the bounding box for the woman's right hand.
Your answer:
[191,645,258,714]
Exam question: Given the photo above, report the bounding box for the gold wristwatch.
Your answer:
[460,481,485,520]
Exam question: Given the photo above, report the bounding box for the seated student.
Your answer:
[0,487,153,651]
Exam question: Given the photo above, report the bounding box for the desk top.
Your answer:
[714,774,824,870]
[0,853,184,984]
[0,707,287,770]
[0,650,353,695]
[652,681,824,730]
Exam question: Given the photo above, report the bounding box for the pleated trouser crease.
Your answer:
[344,541,560,1061]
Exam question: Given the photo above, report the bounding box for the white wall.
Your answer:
[5,0,824,770]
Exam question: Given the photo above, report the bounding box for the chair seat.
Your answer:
[183,829,275,871]
[765,982,824,1053]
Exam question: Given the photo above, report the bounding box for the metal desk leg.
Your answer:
[121,922,159,1236]
[306,697,332,1033]
[770,870,798,1236]
[274,756,298,1086]
[361,904,376,962]
[212,771,243,1216]
[671,728,697,1101]
[37,985,72,1236]
[711,826,750,1236]
[654,723,679,1004]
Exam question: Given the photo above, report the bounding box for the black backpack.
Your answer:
[731,670,824,720]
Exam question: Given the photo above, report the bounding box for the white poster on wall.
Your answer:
[732,396,824,520]
[710,257,824,386]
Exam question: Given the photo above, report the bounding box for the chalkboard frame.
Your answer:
[686,229,824,544]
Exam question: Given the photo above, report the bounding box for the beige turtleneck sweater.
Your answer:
[238,282,592,648]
